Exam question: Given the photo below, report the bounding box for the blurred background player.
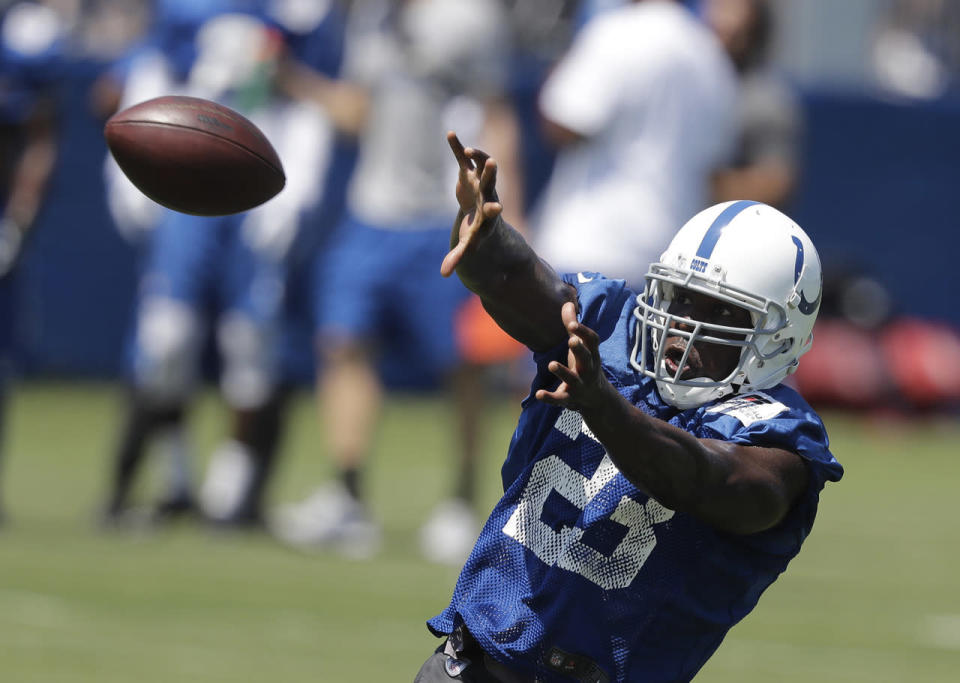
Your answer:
[269,0,522,562]
[99,0,344,528]
[531,0,739,291]
[703,0,804,209]
[418,0,583,565]
[869,0,960,100]
[570,0,627,28]
[0,0,61,525]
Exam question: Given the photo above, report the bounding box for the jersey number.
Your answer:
[502,421,674,590]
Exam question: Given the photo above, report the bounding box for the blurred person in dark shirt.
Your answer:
[703,0,803,210]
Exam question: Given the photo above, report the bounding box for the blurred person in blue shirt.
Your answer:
[99,0,345,529]
[0,1,61,525]
[268,0,524,564]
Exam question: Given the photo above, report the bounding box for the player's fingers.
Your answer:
[441,242,466,278]
[481,202,503,221]
[568,337,594,374]
[569,335,597,375]
[572,320,600,351]
[447,131,473,171]
[561,300,577,324]
[548,360,580,387]
[535,387,569,406]
[479,158,498,198]
[468,147,491,170]
[561,301,600,351]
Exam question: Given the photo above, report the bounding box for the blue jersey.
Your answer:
[428,274,843,682]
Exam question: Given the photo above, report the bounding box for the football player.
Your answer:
[413,133,843,682]
[100,0,344,527]
[0,1,60,525]
[268,0,521,562]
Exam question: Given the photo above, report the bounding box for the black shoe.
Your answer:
[97,503,155,532]
[152,495,197,522]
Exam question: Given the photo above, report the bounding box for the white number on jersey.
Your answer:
[502,409,674,590]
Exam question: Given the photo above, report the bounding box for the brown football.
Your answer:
[104,95,285,216]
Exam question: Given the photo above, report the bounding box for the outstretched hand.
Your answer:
[535,301,607,410]
[441,131,503,278]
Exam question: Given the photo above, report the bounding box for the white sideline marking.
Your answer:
[920,614,960,650]
[0,589,73,627]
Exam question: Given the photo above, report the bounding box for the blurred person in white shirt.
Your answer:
[533,0,738,291]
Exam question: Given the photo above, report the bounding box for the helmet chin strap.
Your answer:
[656,380,734,410]
[632,292,774,410]
[659,363,747,409]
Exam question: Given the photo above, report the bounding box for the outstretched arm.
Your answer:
[0,96,57,278]
[537,302,809,535]
[276,58,370,137]
[443,132,575,352]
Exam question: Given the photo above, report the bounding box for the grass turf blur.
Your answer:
[1,382,958,682]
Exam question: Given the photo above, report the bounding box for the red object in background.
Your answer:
[793,317,960,411]
[455,295,526,365]
[104,95,285,216]
[792,319,890,409]
[880,318,960,409]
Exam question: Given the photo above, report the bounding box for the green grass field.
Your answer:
[1,381,958,682]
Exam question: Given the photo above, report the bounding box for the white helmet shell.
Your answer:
[630,200,823,409]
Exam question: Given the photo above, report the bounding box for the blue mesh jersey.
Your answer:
[428,274,843,682]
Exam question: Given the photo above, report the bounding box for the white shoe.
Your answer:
[419,499,479,566]
[270,484,381,559]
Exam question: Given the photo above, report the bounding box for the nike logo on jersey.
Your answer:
[577,273,593,283]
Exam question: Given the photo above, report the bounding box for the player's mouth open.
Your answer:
[664,340,700,379]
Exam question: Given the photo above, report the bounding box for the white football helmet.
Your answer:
[630,200,823,409]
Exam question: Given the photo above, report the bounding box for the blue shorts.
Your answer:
[140,210,283,323]
[127,210,285,381]
[314,213,468,379]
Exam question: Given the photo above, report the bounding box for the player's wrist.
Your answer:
[578,376,620,422]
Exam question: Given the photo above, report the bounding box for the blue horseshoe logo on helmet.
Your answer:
[792,236,821,315]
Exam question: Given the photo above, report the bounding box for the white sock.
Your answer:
[158,425,192,501]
